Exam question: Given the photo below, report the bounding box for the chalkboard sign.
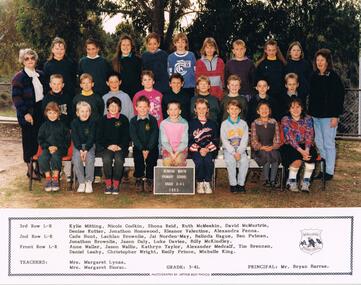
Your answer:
[154,160,195,195]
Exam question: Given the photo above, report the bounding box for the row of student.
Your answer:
[41,34,315,103]
[39,93,316,195]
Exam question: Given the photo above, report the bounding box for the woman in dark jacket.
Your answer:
[308,48,345,180]
[12,48,45,179]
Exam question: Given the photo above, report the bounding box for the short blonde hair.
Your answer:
[285,73,299,83]
[50,74,64,82]
[232,39,246,48]
[172,32,189,50]
[76,101,92,115]
[227,74,242,85]
[200,37,219,56]
[79,73,93,83]
[19,48,38,65]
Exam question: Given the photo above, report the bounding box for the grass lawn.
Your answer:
[0,140,360,208]
[0,106,16,117]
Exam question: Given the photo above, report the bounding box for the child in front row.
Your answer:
[130,96,159,192]
[160,101,188,166]
[250,101,281,188]
[220,100,249,193]
[188,98,218,194]
[71,101,96,193]
[38,102,70,192]
[97,97,130,195]
[133,70,163,126]
[281,98,317,193]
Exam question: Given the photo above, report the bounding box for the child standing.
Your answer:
[79,38,112,96]
[195,37,225,101]
[221,100,249,193]
[44,37,77,100]
[42,74,71,127]
[97,97,130,195]
[160,101,188,166]
[220,75,248,121]
[247,79,280,124]
[255,39,286,103]
[129,96,159,192]
[251,101,281,188]
[38,102,70,192]
[112,34,142,99]
[102,72,134,121]
[167,32,196,98]
[190,76,220,123]
[71,101,96,193]
[162,73,191,121]
[141,32,169,94]
[281,98,317,192]
[285,41,312,98]
[188,98,218,194]
[73,73,104,122]
[132,70,163,126]
[224,40,255,102]
[281,73,306,118]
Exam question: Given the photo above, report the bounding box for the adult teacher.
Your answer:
[308,48,345,181]
[12,48,45,179]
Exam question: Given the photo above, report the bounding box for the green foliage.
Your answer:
[188,0,360,87]
[0,0,26,77]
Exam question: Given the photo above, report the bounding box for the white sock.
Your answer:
[304,163,315,180]
[288,167,299,180]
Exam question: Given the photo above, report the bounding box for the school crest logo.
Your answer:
[299,229,323,255]
[115,121,121,127]
[145,123,150,131]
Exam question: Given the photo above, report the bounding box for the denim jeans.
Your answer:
[312,117,337,175]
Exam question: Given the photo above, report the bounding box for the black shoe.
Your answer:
[135,178,144,192]
[230,185,238,193]
[145,179,153,193]
[313,172,324,180]
[324,173,333,181]
[263,180,271,187]
[237,185,246,193]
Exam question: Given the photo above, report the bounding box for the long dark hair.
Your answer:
[112,34,136,73]
[256,39,286,67]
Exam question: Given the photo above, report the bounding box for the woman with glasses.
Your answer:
[12,48,45,179]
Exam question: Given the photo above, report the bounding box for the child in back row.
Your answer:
[133,70,163,126]
[142,32,169,94]
[38,102,70,192]
[190,76,220,123]
[78,38,112,96]
[250,101,281,188]
[130,96,159,193]
[102,72,134,121]
[196,37,224,101]
[220,75,248,122]
[72,73,104,122]
[189,98,218,194]
[162,73,191,121]
[220,99,249,193]
[71,101,96,194]
[160,101,188,166]
[97,97,130,195]
[167,32,196,98]
[224,40,255,102]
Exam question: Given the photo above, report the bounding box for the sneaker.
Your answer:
[237,185,246,193]
[44,179,52,192]
[203,182,213,194]
[77,183,86,193]
[104,186,113,195]
[286,179,299,192]
[135,178,144,192]
[85,181,93,193]
[52,179,60,192]
[144,179,153,193]
[230,185,238,193]
[196,182,205,194]
[301,179,311,193]
[263,180,271,187]
[112,185,119,195]
[94,176,102,183]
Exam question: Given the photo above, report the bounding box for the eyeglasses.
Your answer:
[24,56,36,61]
